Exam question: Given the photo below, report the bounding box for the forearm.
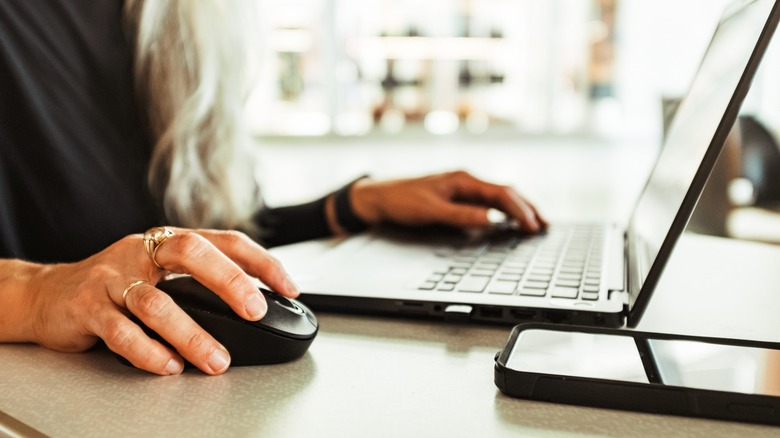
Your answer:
[0,259,43,343]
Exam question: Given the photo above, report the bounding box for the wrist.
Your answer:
[0,261,49,343]
[325,176,376,235]
[349,178,383,225]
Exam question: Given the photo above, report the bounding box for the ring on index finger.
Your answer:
[143,226,175,269]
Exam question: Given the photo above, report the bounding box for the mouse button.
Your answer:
[258,289,317,336]
[256,311,317,339]
[298,301,318,327]
[260,289,305,314]
[256,300,318,339]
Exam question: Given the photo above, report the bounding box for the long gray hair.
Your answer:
[124,0,263,232]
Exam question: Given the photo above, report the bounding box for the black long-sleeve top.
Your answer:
[0,0,330,263]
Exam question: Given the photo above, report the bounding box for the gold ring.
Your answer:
[122,280,148,306]
[143,226,175,269]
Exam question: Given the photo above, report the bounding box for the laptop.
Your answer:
[271,0,780,328]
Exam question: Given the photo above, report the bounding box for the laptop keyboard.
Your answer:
[417,224,604,300]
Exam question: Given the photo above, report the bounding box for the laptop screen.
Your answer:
[626,0,778,324]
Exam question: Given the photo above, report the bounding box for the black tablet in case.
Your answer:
[495,323,780,426]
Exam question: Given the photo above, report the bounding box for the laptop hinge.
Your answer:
[606,225,626,293]
[609,289,630,306]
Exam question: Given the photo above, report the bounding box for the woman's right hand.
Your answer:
[21,228,298,376]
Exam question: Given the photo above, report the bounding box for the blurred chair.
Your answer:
[737,115,780,206]
[726,115,780,243]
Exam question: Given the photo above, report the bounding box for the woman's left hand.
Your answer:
[349,170,548,232]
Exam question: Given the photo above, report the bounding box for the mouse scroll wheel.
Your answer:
[267,292,305,315]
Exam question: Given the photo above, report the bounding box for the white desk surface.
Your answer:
[2,232,780,437]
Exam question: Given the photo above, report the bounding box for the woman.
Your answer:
[0,1,545,376]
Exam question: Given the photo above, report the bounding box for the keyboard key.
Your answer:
[527,274,552,282]
[443,274,463,283]
[531,267,554,276]
[471,268,497,277]
[431,265,450,275]
[519,287,546,297]
[559,266,583,274]
[524,280,550,290]
[487,280,518,295]
[582,292,599,300]
[477,264,501,273]
[457,275,490,293]
[497,273,522,281]
[583,285,600,293]
[437,283,456,292]
[419,282,437,291]
[551,286,579,299]
[555,279,581,288]
[561,262,585,270]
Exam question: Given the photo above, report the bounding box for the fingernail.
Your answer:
[208,349,230,374]
[245,293,267,320]
[165,358,183,375]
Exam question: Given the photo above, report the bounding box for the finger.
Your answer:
[194,230,299,298]
[123,281,231,375]
[502,190,545,232]
[432,200,492,228]
[527,201,550,229]
[92,307,185,376]
[153,232,268,321]
[448,172,544,232]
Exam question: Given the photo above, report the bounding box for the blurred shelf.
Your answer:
[345,36,509,60]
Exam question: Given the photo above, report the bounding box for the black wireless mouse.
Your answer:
[121,276,318,368]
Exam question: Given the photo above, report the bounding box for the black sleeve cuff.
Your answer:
[254,175,371,248]
[254,195,330,248]
[333,175,370,233]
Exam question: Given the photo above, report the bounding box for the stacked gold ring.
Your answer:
[143,226,175,269]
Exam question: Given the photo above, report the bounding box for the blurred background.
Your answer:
[245,0,780,244]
